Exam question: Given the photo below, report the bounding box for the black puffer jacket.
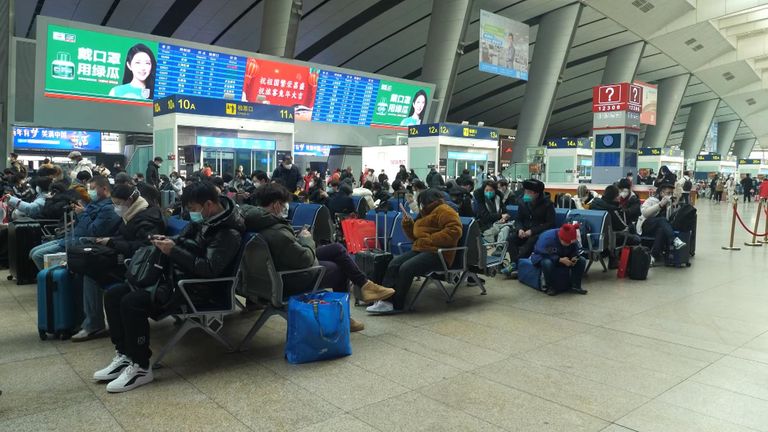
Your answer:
[516,194,555,235]
[169,196,245,279]
[146,161,160,188]
[590,197,628,231]
[271,164,302,192]
[107,205,165,257]
[472,188,506,232]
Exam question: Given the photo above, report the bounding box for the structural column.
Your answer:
[421,0,472,123]
[643,74,689,148]
[733,138,756,160]
[0,0,11,164]
[260,0,301,58]
[510,3,582,164]
[601,41,645,85]
[680,99,719,158]
[716,119,740,155]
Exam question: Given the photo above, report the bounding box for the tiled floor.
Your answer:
[1,201,768,431]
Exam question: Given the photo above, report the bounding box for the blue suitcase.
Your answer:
[37,265,83,340]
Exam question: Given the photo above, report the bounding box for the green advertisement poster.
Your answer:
[45,24,158,104]
[371,81,430,127]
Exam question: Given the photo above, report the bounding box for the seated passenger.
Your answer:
[502,179,555,274]
[5,176,51,220]
[407,180,428,214]
[245,184,395,331]
[447,179,474,217]
[636,180,686,266]
[617,178,641,226]
[352,181,376,211]
[473,180,511,245]
[589,185,640,247]
[95,181,243,392]
[71,182,165,343]
[367,189,462,314]
[573,184,598,209]
[497,179,517,206]
[328,183,355,217]
[530,223,587,296]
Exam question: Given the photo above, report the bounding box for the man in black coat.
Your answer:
[502,179,555,275]
[271,154,302,192]
[426,166,445,188]
[145,157,162,188]
[98,181,244,393]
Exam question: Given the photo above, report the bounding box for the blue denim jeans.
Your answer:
[29,240,64,271]
[82,276,106,332]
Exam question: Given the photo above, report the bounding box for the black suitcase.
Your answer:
[353,211,392,304]
[666,231,691,268]
[628,246,651,280]
[8,219,45,285]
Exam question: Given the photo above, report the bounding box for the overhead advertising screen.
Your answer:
[371,81,430,128]
[197,136,275,150]
[634,81,657,125]
[478,10,529,81]
[13,126,101,152]
[155,44,246,100]
[312,70,379,126]
[45,24,157,104]
[241,58,319,120]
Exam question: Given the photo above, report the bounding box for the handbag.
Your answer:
[126,245,169,288]
[285,291,351,364]
[616,246,631,279]
[67,244,120,283]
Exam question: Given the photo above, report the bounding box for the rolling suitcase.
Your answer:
[36,265,83,340]
[666,231,692,268]
[8,219,45,285]
[628,246,651,280]
[353,211,393,305]
[161,190,176,210]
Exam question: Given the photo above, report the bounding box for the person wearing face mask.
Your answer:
[96,181,244,393]
[637,180,686,266]
[407,180,428,214]
[497,179,516,206]
[67,151,93,182]
[426,165,445,188]
[473,180,511,245]
[168,171,184,196]
[4,176,51,220]
[241,184,394,331]
[272,154,302,193]
[589,185,640,248]
[501,179,555,276]
[616,178,641,226]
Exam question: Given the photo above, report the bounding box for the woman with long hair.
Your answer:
[399,89,427,126]
[109,44,156,100]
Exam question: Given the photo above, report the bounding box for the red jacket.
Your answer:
[759,181,768,199]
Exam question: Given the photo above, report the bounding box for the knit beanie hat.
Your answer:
[558,222,579,243]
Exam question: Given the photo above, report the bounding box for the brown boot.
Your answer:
[360,281,395,303]
[350,318,365,332]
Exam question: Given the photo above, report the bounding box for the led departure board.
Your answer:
[155,43,246,100]
[311,70,379,126]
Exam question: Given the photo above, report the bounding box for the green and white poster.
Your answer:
[45,24,158,104]
[371,80,430,128]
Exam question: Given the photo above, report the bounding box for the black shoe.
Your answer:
[545,287,558,296]
[570,287,588,295]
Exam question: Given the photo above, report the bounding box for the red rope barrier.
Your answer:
[733,206,768,237]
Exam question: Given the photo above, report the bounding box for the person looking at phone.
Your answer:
[4,175,51,220]
[241,184,394,331]
[530,223,587,296]
[636,180,686,267]
[366,189,462,314]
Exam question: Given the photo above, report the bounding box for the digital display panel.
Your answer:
[197,136,275,150]
[312,70,379,126]
[241,58,318,120]
[155,44,246,100]
[13,126,101,152]
[45,24,157,105]
[594,152,621,167]
[371,80,430,128]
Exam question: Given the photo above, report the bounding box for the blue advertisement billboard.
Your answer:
[13,126,101,152]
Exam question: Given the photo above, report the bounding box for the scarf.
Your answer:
[122,196,149,223]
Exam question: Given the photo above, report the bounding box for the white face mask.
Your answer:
[619,190,629,199]
[280,203,289,219]
[114,205,128,217]
[283,163,293,169]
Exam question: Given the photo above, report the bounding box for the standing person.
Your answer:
[426,165,444,188]
[530,223,587,296]
[378,169,389,186]
[395,165,409,183]
[271,154,302,192]
[408,169,419,183]
[758,177,768,201]
[303,168,315,195]
[653,165,676,188]
[709,176,717,200]
[676,170,693,205]
[145,157,162,188]
[721,175,730,203]
[365,169,376,185]
[741,174,754,203]
[67,151,93,181]
[636,181,686,266]
[475,166,486,188]
[502,179,555,275]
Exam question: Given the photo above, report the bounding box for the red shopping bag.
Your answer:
[617,246,631,278]
[341,218,376,254]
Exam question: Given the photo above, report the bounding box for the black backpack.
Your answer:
[670,204,697,232]
[682,179,693,192]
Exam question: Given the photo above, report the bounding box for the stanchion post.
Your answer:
[722,199,741,251]
[745,198,764,247]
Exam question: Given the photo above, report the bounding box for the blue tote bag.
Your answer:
[285,291,352,364]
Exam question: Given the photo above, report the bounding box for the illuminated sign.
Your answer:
[592,83,642,113]
[154,94,294,123]
[197,136,275,150]
[408,123,498,140]
[13,126,101,151]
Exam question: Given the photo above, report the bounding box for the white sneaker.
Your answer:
[106,362,154,393]
[650,256,656,267]
[672,237,686,250]
[366,300,394,314]
[93,352,131,381]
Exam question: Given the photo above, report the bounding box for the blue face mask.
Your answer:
[522,194,533,203]
[189,211,204,223]
[484,191,495,200]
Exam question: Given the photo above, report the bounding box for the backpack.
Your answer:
[565,215,592,247]
[670,204,697,232]
[628,246,651,280]
[682,178,692,192]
